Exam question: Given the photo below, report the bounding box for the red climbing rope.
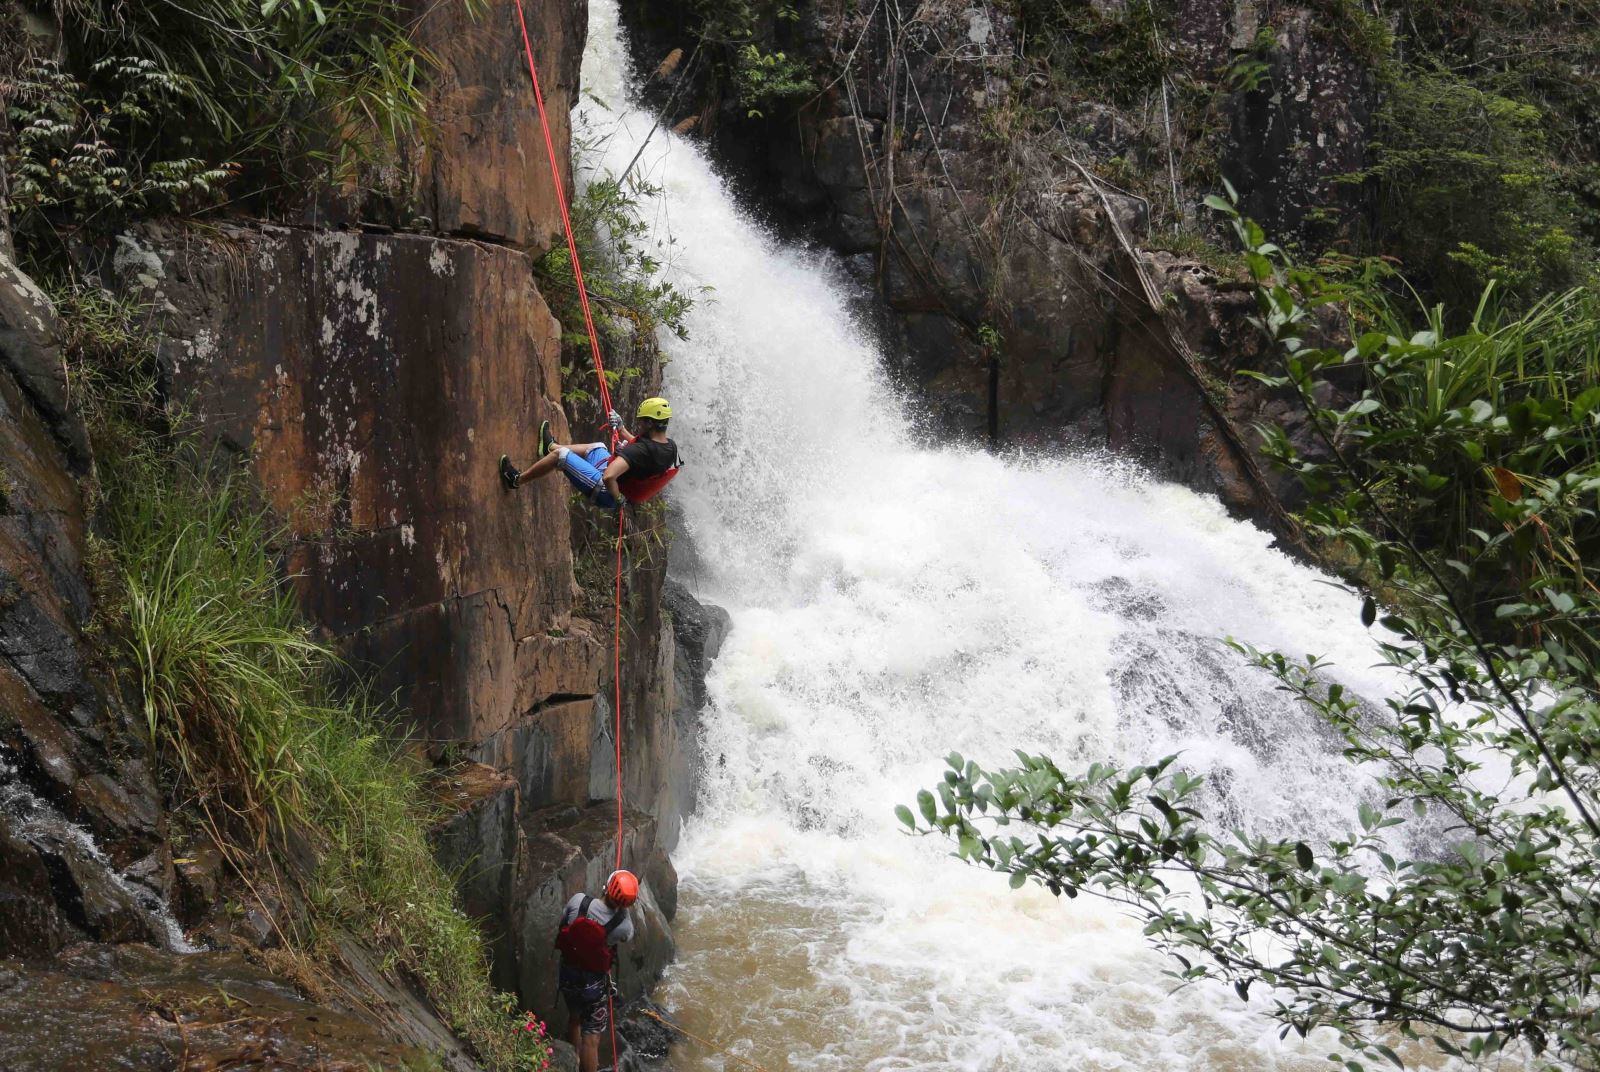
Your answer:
[613,507,626,873]
[510,1,628,1066]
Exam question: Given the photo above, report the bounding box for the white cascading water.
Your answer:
[578,6,1419,1069]
[0,750,195,954]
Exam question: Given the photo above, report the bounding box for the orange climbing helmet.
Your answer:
[605,869,640,907]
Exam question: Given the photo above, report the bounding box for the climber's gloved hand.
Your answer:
[607,409,623,430]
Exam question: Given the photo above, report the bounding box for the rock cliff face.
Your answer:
[0,249,173,960]
[410,0,585,249]
[107,208,709,1025]
[1,0,716,1063]
[620,0,1368,525]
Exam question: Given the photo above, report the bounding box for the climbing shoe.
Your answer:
[537,420,553,458]
[499,454,520,490]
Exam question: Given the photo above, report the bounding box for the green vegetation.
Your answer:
[1004,0,1230,236]
[1302,0,1597,305]
[541,115,698,413]
[6,57,234,234]
[57,283,552,1072]
[1017,0,1173,107]
[1285,278,1600,620]
[1000,0,1598,311]
[1350,71,1586,308]
[664,0,813,119]
[905,197,1600,1068]
[5,0,477,255]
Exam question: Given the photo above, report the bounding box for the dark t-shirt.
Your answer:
[618,437,679,481]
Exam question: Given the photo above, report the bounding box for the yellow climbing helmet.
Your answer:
[636,397,672,422]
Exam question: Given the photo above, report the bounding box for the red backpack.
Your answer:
[555,895,624,973]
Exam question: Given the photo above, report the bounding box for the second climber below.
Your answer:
[499,397,681,508]
[554,869,639,1072]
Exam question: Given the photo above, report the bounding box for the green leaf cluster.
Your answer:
[910,193,1600,1069]
[5,0,481,251]
[539,111,700,411]
[676,0,814,117]
[1347,70,1590,308]
[6,57,234,234]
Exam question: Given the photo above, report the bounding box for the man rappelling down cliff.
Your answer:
[499,397,681,508]
[555,870,639,1072]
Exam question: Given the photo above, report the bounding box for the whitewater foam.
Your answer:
[576,6,1416,1068]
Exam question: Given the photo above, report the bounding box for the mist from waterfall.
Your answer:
[575,6,1412,1068]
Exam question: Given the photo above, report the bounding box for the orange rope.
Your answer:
[510,2,627,1066]
[613,505,626,869]
[636,1008,777,1072]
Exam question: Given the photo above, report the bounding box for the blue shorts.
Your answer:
[561,445,619,509]
[558,964,611,1035]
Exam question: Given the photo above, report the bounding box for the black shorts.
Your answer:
[559,968,610,1036]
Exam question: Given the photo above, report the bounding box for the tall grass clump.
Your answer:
[1325,278,1600,661]
[60,282,550,1070]
[100,451,550,1069]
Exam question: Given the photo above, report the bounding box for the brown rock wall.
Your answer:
[410,0,586,251]
[125,223,594,746]
[123,214,715,1025]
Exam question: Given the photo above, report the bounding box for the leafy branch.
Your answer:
[907,190,1600,1069]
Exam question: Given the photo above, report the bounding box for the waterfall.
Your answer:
[577,5,1403,1068]
[0,750,196,955]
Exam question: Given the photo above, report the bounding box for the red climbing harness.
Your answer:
[619,466,680,504]
[510,0,628,1062]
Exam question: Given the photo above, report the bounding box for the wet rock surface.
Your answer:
[116,215,730,1027]
[409,0,584,251]
[616,998,677,1071]
[1223,8,1375,243]
[0,944,431,1071]
[618,0,1365,527]
[1,252,175,954]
